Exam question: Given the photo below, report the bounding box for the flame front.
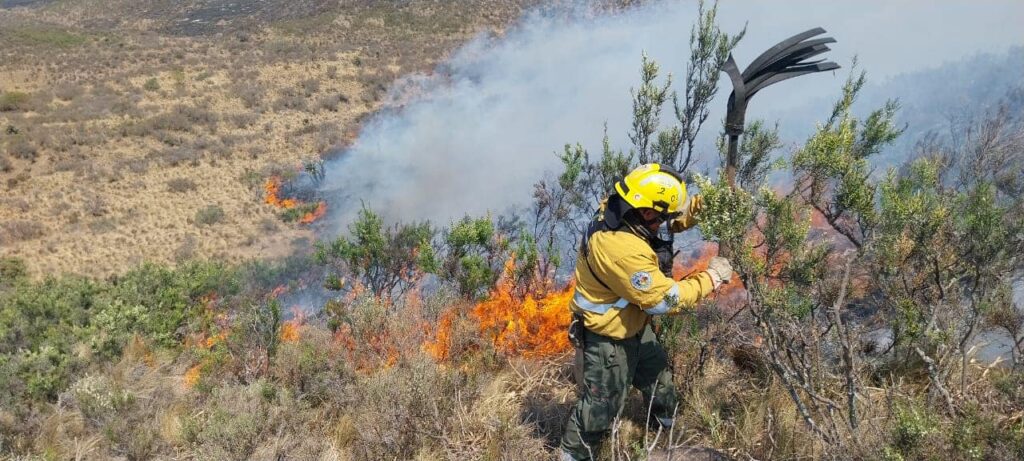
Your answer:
[299,201,327,224]
[264,177,298,209]
[263,176,327,224]
[280,320,301,343]
[472,281,575,358]
[675,242,746,309]
[184,364,201,388]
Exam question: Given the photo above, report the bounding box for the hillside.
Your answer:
[0,0,539,276]
[2,2,1023,461]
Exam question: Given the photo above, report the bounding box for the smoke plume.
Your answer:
[318,0,1024,230]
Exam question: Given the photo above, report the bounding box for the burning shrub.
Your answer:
[270,326,353,406]
[472,280,574,358]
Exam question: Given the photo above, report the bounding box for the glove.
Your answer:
[689,194,704,215]
[670,195,704,232]
[705,256,733,289]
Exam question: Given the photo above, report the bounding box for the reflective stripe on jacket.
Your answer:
[569,229,714,339]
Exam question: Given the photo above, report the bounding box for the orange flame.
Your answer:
[263,177,328,224]
[202,331,228,348]
[269,284,288,299]
[299,201,327,224]
[280,320,301,343]
[675,243,746,309]
[423,309,459,361]
[264,177,298,209]
[333,321,400,372]
[471,281,575,358]
[184,364,201,389]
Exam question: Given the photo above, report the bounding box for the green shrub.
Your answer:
[7,26,85,47]
[0,91,30,111]
[0,257,28,284]
[890,402,938,456]
[194,204,226,226]
[108,262,240,347]
[315,206,434,297]
[143,78,160,92]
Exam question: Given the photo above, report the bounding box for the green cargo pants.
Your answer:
[559,323,677,460]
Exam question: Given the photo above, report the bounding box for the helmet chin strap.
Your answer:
[622,211,659,241]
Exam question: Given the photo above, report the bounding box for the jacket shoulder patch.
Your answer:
[630,271,653,291]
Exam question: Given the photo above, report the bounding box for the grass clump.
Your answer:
[0,91,30,112]
[166,178,198,193]
[142,78,160,92]
[194,205,226,226]
[5,26,86,47]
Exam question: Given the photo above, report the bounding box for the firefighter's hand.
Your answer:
[706,256,733,289]
[689,194,704,215]
[670,195,704,232]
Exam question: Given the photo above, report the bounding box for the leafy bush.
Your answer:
[420,215,511,299]
[0,259,239,404]
[315,206,434,297]
[143,78,160,91]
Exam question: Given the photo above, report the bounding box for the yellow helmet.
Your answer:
[614,163,687,215]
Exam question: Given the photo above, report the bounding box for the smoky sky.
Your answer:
[318,0,1024,229]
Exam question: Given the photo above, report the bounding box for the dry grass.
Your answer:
[0,0,540,278]
[4,273,1022,461]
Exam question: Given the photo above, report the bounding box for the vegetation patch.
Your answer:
[194,205,226,226]
[0,92,30,112]
[2,25,87,47]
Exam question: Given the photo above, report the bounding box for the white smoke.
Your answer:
[319,0,1024,229]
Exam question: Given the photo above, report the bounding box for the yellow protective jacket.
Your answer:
[569,198,714,339]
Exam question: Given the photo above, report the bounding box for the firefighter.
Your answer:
[559,163,734,461]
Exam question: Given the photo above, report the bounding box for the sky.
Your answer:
[317,0,1024,228]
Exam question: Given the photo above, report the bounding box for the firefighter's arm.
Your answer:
[605,253,715,315]
[669,195,703,233]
